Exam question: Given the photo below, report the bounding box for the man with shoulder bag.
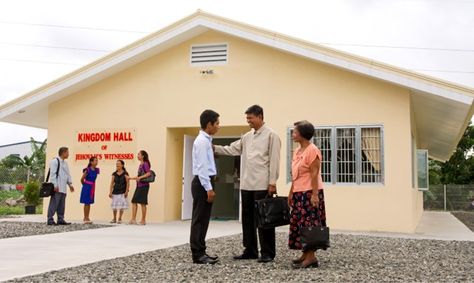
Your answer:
[47,147,75,226]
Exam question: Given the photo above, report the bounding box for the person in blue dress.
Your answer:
[80,156,100,224]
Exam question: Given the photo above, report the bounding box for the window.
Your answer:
[287,125,384,185]
[417,149,429,190]
[190,43,228,66]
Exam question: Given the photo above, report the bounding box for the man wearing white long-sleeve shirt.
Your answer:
[47,147,74,226]
[190,110,220,264]
[214,105,281,263]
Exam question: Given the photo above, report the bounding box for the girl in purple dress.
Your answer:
[129,150,152,225]
[80,156,100,224]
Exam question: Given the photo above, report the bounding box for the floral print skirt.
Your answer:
[288,190,327,250]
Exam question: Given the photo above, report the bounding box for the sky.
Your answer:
[0,0,473,145]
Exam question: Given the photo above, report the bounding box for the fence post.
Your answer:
[443,184,447,211]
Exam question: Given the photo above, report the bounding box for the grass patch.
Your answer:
[0,190,23,202]
[0,205,42,215]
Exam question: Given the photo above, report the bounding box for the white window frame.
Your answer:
[416,149,429,191]
[287,124,385,186]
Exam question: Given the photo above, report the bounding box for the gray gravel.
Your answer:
[0,221,111,239]
[452,211,474,232]
[7,232,474,282]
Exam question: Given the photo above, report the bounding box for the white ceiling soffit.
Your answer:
[412,90,473,161]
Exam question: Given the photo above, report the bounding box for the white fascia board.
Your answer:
[198,19,473,105]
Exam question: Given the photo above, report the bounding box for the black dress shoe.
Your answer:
[233,254,258,260]
[193,255,218,264]
[257,256,274,263]
[206,254,219,260]
[292,259,319,269]
[57,221,71,225]
[47,222,57,226]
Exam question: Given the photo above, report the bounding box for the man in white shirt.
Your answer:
[190,110,220,264]
[214,105,281,263]
[47,147,74,225]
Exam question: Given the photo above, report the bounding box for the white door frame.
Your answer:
[181,135,195,220]
[181,135,242,222]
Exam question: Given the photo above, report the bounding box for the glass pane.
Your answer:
[361,127,382,183]
[417,150,428,189]
[313,129,332,183]
[336,128,356,183]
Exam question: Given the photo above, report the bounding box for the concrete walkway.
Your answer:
[0,211,473,282]
[0,219,241,282]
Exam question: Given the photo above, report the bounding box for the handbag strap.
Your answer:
[45,158,60,183]
[309,192,322,226]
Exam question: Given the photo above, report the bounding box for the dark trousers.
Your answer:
[47,192,66,223]
[190,176,214,260]
[241,190,276,259]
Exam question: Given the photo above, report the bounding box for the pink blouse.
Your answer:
[291,143,324,192]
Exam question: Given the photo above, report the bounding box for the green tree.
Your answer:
[0,138,47,182]
[429,122,474,185]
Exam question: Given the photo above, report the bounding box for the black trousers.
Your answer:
[241,190,276,259]
[190,176,214,260]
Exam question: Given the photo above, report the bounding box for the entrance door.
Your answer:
[181,135,195,220]
[212,137,241,220]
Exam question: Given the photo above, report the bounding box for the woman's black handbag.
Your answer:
[140,170,156,183]
[39,158,59,198]
[255,195,290,229]
[300,209,330,250]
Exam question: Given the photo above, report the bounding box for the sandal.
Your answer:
[83,220,93,225]
[138,221,146,225]
[128,220,137,225]
[110,220,117,224]
[117,220,122,224]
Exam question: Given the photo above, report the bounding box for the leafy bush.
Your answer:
[24,181,40,206]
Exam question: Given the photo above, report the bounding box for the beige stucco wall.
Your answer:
[44,30,423,233]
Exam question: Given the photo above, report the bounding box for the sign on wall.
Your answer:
[74,129,137,163]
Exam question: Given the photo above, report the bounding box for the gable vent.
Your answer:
[190,43,228,66]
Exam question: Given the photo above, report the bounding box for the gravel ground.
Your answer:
[0,221,111,239]
[451,211,474,232]
[7,233,474,283]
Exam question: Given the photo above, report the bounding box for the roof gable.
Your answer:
[0,10,473,161]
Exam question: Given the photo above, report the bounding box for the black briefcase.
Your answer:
[255,196,290,229]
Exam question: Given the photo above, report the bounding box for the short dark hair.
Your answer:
[58,147,69,156]
[245,105,264,119]
[294,120,315,141]
[200,110,220,130]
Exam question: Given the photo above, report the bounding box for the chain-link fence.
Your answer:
[0,167,45,190]
[424,184,474,211]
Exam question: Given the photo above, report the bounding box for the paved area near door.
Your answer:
[0,211,472,282]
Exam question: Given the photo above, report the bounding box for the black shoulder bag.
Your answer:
[39,158,60,198]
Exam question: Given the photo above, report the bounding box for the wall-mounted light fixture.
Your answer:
[200,69,214,75]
